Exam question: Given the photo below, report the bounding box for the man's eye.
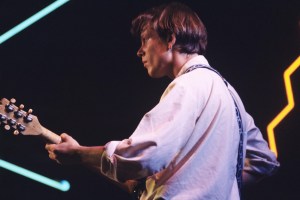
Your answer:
[141,37,149,45]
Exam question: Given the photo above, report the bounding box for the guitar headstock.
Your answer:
[0,98,43,136]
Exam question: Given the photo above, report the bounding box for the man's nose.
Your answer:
[137,47,145,57]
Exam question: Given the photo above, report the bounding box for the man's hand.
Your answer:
[45,133,81,165]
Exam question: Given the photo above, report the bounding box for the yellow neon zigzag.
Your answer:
[267,56,300,158]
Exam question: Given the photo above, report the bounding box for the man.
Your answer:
[46,2,279,199]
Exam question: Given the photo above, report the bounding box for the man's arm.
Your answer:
[45,133,137,193]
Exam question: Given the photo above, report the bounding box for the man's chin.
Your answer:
[147,71,163,78]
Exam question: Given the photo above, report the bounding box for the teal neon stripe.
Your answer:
[0,159,70,192]
[0,0,70,44]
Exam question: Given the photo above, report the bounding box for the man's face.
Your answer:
[137,28,172,78]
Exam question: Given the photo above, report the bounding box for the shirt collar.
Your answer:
[176,55,210,78]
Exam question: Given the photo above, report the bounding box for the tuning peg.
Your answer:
[14,130,20,135]
[10,98,16,104]
[4,125,11,131]
[0,113,7,121]
[5,98,16,113]
[5,104,14,113]
[28,109,33,114]
[24,109,33,123]
[16,123,26,132]
[14,104,24,118]
[8,118,17,126]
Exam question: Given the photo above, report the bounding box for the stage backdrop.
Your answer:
[0,0,299,199]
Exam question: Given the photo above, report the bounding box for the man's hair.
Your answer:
[131,2,207,55]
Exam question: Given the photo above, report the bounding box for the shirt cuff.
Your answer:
[105,141,121,158]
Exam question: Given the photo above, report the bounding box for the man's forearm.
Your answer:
[77,145,137,193]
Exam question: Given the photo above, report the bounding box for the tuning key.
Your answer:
[16,123,26,132]
[8,119,17,126]
[14,104,24,118]
[5,98,17,113]
[24,109,33,123]
[10,98,16,104]
[0,113,7,121]
[14,130,20,135]
[4,125,11,131]
[5,104,14,113]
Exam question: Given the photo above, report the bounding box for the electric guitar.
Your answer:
[0,98,61,144]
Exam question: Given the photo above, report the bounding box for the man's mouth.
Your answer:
[142,60,147,66]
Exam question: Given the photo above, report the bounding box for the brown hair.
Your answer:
[131,2,207,55]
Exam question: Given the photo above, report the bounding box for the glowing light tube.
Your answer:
[267,56,300,157]
[0,0,70,44]
[0,159,70,191]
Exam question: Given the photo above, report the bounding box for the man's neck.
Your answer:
[169,52,198,79]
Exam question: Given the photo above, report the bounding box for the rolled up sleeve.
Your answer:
[243,113,280,176]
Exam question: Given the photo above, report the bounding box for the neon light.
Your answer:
[0,159,70,191]
[267,56,300,157]
[0,0,70,44]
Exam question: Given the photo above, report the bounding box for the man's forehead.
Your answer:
[140,26,154,37]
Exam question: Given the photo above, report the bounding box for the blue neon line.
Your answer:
[0,0,70,44]
[0,159,70,192]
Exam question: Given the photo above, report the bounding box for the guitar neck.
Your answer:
[41,126,61,144]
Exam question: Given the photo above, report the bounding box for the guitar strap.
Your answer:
[184,64,244,199]
[132,64,244,199]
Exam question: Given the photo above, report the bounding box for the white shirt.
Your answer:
[100,55,279,199]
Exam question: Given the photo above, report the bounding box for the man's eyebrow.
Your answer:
[140,30,147,38]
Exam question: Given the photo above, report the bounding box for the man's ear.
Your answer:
[167,33,176,50]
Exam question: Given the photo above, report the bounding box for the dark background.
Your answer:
[0,0,299,199]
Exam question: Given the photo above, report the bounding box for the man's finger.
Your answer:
[45,144,55,151]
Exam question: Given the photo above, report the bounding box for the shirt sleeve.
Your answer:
[228,84,280,177]
[100,79,203,182]
[243,112,280,176]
